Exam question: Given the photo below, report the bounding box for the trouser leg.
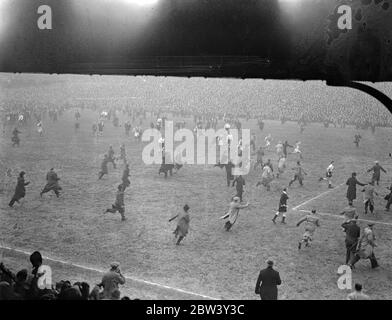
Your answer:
[387,195,392,210]
[225,221,233,231]
[9,198,17,207]
[176,236,184,245]
[369,253,379,268]
[349,253,360,268]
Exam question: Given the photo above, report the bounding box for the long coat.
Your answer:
[368,164,386,181]
[12,176,29,201]
[255,266,282,300]
[174,210,190,238]
[346,177,365,201]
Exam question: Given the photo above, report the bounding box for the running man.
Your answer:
[98,155,109,180]
[296,209,320,250]
[362,181,378,214]
[104,184,126,221]
[291,141,303,160]
[288,161,307,187]
[319,161,334,189]
[367,161,387,186]
[220,196,249,231]
[107,146,117,169]
[276,157,286,179]
[254,146,265,170]
[264,134,272,148]
[40,168,62,198]
[272,188,289,224]
[169,204,191,245]
[9,171,30,207]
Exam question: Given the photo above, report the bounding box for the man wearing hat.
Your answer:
[255,259,282,300]
[341,217,361,264]
[349,223,379,269]
[169,204,191,245]
[296,209,320,250]
[367,161,387,186]
[362,181,378,214]
[340,204,358,222]
[40,168,62,198]
[221,197,249,231]
[100,262,126,300]
[346,172,366,206]
[9,171,30,207]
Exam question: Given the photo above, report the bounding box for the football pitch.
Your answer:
[1,110,392,300]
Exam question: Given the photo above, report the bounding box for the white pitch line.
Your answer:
[0,245,218,300]
[297,209,392,227]
[291,183,346,211]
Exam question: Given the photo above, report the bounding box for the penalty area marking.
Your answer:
[296,209,392,227]
[0,245,219,300]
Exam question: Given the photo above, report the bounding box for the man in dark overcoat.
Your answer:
[255,259,282,300]
[346,172,366,205]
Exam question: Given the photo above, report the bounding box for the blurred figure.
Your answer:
[100,262,125,300]
[9,171,30,207]
[169,204,191,245]
[104,184,126,221]
[40,168,62,198]
[367,161,387,186]
[347,284,370,300]
[296,209,320,250]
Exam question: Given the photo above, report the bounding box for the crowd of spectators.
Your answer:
[1,74,392,128]
[0,251,131,300]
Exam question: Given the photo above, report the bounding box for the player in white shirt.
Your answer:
[264,134,272,148]
[291,141,303,160]
[319,161,334,188]
[37,121,43,136]
[275,141,284,159]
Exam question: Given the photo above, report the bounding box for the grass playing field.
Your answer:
[1,99,392,300]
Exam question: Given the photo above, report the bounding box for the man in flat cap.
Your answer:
[367,161,386,186]
[349,223,379,269]
[100,262,126,300]
[255,259,282,300]
[221,196,249,231]
[9,171,30,207]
